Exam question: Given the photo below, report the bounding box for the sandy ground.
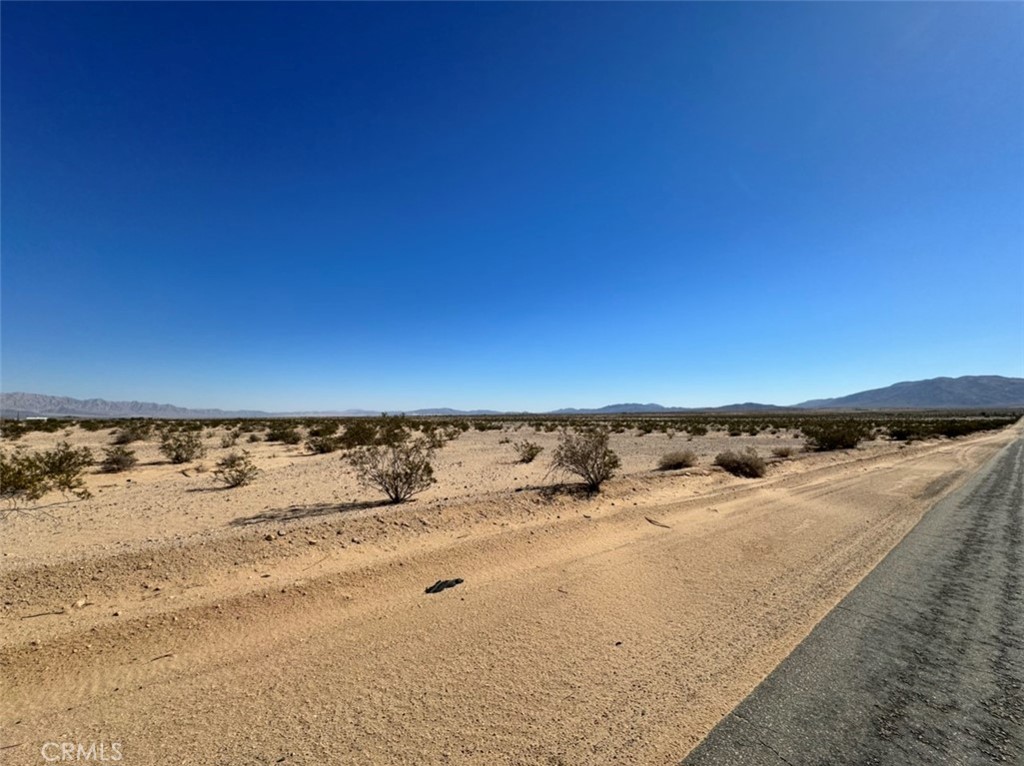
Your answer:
[1,422,1019,765]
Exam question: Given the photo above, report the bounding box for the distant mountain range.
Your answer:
[2,376,1022,419]
[795,375,1024,410]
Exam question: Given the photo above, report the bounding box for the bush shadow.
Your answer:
[229,499,393,527]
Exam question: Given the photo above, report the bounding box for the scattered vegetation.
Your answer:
[714,449,766,478]
[0,442,94,509]
[1,451,49,508]
[220,429,240,448]
[801,421,873,451]
[39,442,95,498]
[213,451,260,488]
[265,423,302,444]
[307,421,340,438]
[100,445,138,473]
[771,446,796,459]
[513,440,544,464]
[306,435,341,454]
[159,432,206,464]
[349,435,436,504]
[338,420,381,449]
[550,428,620,492]
[112,421,151,445]
[657,449,698,471]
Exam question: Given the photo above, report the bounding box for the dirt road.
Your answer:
[683,434,1023,765]
[2,427,1018,765]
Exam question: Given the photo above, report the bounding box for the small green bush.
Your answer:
[307,421,340,438]
[307,435,341,454]
[213,451,260,488]
[349,439,435,503]
[0,451,49,507]
[513,440,544,464]
[112,421,151,444]
[265,424,301,444]
[101,445,138,473]
[658,450,697,471]
[39,442,94,498]
[714,449,766,478]
[338,420,380,449]
[551,428,620,492]
[160,432,206,464]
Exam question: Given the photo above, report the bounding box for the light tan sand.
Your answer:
[1,423,1018,765]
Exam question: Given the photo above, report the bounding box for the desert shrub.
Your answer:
[338,420,380,449]
[213,451,260,488]
[307,421,340,438]
[377,415,412,447]
[247,433,261,443]
[100,445,138,473]
[513,440,544,464]
[686,424,708,437]
[220,430,240,448]
[0,451,49,508]
[771,446,796,459]
[160,432,206,464]
[714,449,766,478]
[112,421,151,445]
[349,439,435,504]
[307,435,341,454]
[658,449,697,471]
[550,428,621,492]
[78,420,104,432]
[0,422,28,441]
[38,442,94,498]
[801,421,872,451]
[265,423,301,444]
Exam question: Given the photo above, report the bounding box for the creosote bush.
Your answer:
[0,442,94,507]
[160,432,206,464]
[40,442,94,498]
[112,421,151,445]
[348,431,435,504]
[513,440,543,464]
[338,420,380,449]
[213,451,260,488]
[1,451,49,508]
[265,424,302,444]
[657,449,697,471]
[771,446,796,459]
[714,448,766,478]
[550,428,620,492]
[306,435,341,454]
[101,445,138,473]
[307,421,340,438]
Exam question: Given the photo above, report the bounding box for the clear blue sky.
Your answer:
[2,2,1022,411]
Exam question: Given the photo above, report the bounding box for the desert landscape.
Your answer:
[1,412,1019,764]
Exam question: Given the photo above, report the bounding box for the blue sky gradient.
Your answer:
[2,3,1022,411]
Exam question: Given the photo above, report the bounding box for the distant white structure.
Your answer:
[24,416,49,421]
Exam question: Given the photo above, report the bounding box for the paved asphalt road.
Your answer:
[682,436,1023,766]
